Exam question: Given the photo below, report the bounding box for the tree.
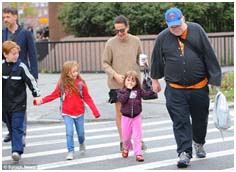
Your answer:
[9,2,38,24]
[57,2,234,37]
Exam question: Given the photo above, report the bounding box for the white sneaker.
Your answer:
[79,144,86,154]
[12,152,21,161]
[66,151,74,160]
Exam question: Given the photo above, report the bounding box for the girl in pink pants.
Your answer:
[117,71,156,162]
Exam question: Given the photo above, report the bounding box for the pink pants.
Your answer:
[121,114,142,155]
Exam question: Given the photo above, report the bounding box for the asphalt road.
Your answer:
[2,109,234,170]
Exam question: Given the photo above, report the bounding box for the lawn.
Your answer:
[210,72,234,102]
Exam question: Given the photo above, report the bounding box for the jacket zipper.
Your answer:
[131,99,134,118]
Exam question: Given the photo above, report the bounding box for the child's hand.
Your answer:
[33,97,42,105]
[95,114,100,119]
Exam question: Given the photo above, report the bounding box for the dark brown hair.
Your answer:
[114,15,129,26]
[3,7,18,15]
[123,70,141,89]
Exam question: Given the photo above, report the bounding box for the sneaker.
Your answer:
[177,152,191,168]
[120,142,123,152]
[141,141,147,150]
[79,144,86,154]
[194,142,206,158]
[136,155,144,162]
[66,151,74,160]
[12,152,21,161]
[22,135,26,147]
[3,133,11,142]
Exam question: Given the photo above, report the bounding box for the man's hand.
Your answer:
[152,79,161,93]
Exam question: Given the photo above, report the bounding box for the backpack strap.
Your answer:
[178,37,204,60]
[59,81,84,114]
[78,81,84,99]
[59,81,84,102]
[59,83,65,100]
[78,81,88,113]
[59,83,64,115]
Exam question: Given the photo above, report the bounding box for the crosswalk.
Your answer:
[2,110,234,170]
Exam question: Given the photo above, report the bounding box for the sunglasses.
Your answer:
[114,28,126,34]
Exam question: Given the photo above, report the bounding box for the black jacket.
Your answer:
[2,59,40,113]
[151,22,222,87]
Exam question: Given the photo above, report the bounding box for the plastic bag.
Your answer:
[213,91,231,140]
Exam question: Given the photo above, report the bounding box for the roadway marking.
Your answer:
[37,141,234,170]
[115,149,234,170]
[2,133,233,163]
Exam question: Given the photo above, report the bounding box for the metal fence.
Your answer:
[36,32,234,73]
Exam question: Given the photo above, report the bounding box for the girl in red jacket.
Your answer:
[34,61,100,160]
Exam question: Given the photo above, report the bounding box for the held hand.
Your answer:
[152,79,161,93]
[143,59,149,67]
[33,97,42,105]
[95,114,100,119]
[114,73,125,84]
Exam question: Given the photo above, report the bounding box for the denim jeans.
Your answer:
[11,111,25,154]
[23,112,27,136]
[63,115,85,152]
[3,112,12,137]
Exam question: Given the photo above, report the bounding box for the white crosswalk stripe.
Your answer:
[2,110,234,170]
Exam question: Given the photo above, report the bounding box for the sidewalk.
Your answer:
[26,66,234,123]
[27,73,169,123]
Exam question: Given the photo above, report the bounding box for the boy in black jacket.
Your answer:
[2,7,38,143]
[2,41,40,161]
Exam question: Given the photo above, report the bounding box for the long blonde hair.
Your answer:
[59,61,84,93]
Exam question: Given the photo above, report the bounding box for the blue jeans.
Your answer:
[23,112,27,135]
[63,115,85,152]
[11,111,25,154]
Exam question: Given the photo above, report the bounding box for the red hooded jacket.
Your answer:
[41,78,100,118]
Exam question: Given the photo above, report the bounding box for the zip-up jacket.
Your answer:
[41,78,100,118]
[2,25,38,79]
[117,88,155,118]
[2,59,40,113]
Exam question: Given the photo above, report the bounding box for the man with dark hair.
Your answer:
[151,7,221,168]
[102,15,147,152]
[2,7,38,144]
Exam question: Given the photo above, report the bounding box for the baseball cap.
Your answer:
[165,7,183,27]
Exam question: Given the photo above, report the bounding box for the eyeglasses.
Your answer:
[114,28,126,34]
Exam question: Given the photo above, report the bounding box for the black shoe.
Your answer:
[3,133,11,142]
[177,152,191,168]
